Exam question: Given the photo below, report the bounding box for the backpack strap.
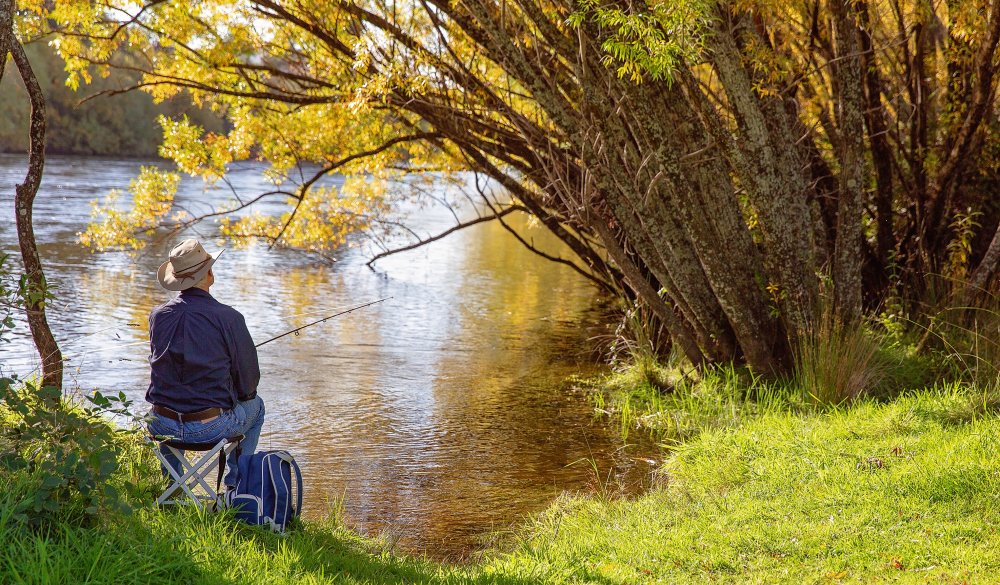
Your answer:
[273,451,304,517]
[290,458,303,516]
[214,441,242,510]
[212,452,226,511]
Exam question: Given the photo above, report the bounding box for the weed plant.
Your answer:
[793,318,888,405]
[0,379,140,528]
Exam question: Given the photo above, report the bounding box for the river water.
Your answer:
[0,154,656,559]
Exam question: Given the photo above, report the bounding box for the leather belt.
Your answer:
[152,405,224,423]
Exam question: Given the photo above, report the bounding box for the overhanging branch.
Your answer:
[366,204,528,267]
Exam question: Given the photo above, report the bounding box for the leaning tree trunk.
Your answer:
[0,1,63,391]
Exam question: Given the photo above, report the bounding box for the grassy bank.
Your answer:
[488,387,1000,582]
[0,384,482,584]
[4,379,1000,582]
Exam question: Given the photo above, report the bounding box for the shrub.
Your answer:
[0,379,139,528]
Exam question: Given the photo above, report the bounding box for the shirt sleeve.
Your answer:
[228,311,261,401]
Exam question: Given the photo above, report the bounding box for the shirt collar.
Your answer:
[179,288,214,300]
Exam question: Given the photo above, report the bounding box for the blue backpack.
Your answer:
[228,450,303,532]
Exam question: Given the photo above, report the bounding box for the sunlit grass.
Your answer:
[486,388,1000,582]
[5,328,1000,583]
[582,363,796,445]
[5,383,1000,583]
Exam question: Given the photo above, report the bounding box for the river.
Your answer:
[0,154,656,559]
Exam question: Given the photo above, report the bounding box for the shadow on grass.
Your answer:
[116,503,548,585]
[277,520,542,584]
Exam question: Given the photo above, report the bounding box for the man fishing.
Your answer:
[146,238,265,489]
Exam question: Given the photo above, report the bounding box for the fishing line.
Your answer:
[3,298,391,379]
[255,297,391,348]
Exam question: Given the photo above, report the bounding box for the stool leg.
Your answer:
[157,446,196,506]
[156,445,225,509]
[152,440,237,510]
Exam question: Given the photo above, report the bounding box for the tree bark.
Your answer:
[0,1,7,88]
[589,218,706,366]
[831,0,867,323]
[966,221,1000,296]
[1,2,63,390]
[706,17,819,342]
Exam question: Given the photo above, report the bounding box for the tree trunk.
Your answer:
[589,218,706,366]
[1,3,63,390]
[966,221,1000,296]
[706,18,819,342]
[831,0,867,323]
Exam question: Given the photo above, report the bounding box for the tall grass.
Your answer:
[585,363,795,445]
[922,303,1000,387]
[793,318,889,405]
[599,299,675,392]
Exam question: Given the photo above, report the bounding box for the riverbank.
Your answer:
[492,387,1000,582]
[4,378,1000,583]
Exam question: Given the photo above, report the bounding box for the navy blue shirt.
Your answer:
[146,288,260,412]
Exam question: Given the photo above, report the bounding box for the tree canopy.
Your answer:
[29,0,1000,373]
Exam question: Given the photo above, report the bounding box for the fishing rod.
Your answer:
[4,299,391,375]
[254,297,391,348]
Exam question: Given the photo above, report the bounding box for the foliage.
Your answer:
[0,253,20,343]
[0,43,224,156]
[947,208,984,280]
[568,0,711,83]
[0,379,140,529]
[218,180,390,256]
[78,167,180,251]
[18,0,1000,374]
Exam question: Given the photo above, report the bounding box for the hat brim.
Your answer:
[156,249,224,291]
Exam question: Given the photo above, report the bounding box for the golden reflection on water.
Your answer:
[1,158,656,559]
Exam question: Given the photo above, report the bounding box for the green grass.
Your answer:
[0,450,521,584]
[5,377,1000,582]
[486,387,1000,582]
[582,364,796,445]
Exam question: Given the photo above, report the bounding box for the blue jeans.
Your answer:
[147,396,265,488]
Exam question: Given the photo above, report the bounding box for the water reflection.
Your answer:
[0,154,656,559]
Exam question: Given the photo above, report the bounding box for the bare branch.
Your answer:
[366,204,527,266]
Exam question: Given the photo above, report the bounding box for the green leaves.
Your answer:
[0,380,139,528]
[0,253,23,343]
[568,0,712,83]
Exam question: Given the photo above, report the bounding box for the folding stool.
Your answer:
[151,435,243,510]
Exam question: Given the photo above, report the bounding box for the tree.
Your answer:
[0,42,226,156]
[41,0,1000,373]
[1,0,62,390]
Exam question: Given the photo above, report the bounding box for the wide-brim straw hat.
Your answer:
[156,239,224,291]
